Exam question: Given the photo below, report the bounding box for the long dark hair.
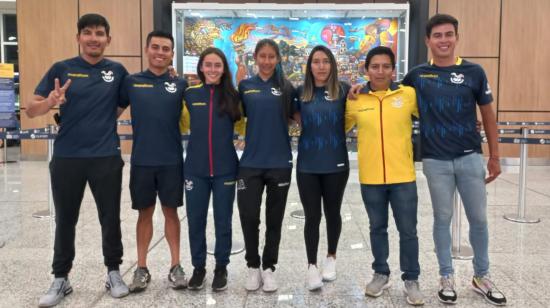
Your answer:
[302,45,340,102]
[254,39,294,119]
[197,47,241,121]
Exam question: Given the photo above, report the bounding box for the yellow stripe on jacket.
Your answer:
[345,84,418,184]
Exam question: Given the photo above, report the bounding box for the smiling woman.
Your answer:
[179,47,242,291]
[235,38,297,293]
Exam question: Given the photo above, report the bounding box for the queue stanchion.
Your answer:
[504,127,541,223]
[32,125,56,219]
[2,127,6,162]
[1,127,16,164]
[451,191,473,260]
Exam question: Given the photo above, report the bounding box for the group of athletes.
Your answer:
[27,12,506,308]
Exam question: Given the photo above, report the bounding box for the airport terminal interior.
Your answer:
[1,150,549,307]
[1,0,550,307]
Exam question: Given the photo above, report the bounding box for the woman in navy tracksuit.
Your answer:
[181,47,242,292]
[294,45,350,291]
[237,39,297,292]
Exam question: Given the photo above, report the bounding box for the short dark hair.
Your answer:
[146,30,174,48]
[78,13,110,36]
[365,46,396,70]
[426,14,458,37]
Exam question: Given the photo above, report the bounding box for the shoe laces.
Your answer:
[171,265,185,280]
[476,275,501,294]
[134,268,149,282]
[440,275,455,291]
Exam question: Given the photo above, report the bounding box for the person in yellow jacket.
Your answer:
[345,46,424,306]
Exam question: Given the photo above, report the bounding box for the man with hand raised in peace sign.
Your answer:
[27,13,130,307]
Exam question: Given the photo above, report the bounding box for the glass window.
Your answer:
[3,14,17,42]
[4,45,18,72]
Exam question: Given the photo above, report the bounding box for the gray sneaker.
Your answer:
[105,270,129,298]
[128,267,151,293]
[364,273,391,297]
[168,264,188,290]
[404,280,425,306]
[38,277,73,307]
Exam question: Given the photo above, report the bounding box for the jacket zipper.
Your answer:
[378,97,387,183]
[208,87,214,177]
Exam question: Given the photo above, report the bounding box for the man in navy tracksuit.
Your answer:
[27,14,130,307]
[119,30,188,292]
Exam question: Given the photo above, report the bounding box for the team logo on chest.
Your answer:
[391,97,403,108]
[324,91,334,101]
[450,72,464,84]
[271,87,282,96]
[101,70,114,83]
[164,82,177,93]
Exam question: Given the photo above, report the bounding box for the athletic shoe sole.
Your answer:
[212,284,228,292]
[38,286,73,308]
[307,282,323,291]
[105,282,129,298]
[245,282,261,291]
[129,285,148,293]
[364,281,391,297]
[472,286,507,306]
[322,273,336,282]
[169,281,188,290]
[437,297,457,305]
[404,290,425,306]
[188,278,206,291]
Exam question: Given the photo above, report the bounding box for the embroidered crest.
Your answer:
[450,72,464,84]
[271,87,282,96]
[164,82,177,93]
[101,70,114,83]
[391,97,403,108]
[185,179,193,191]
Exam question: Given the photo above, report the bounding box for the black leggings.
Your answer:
[237,167,292,271]
[297,170,349,264]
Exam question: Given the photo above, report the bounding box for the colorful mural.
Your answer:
[181,17,400,86]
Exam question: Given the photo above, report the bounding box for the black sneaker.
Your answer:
[212,267,228,292]
[438,274,457,304]
[188,267,207,290]
[472,275,507,306]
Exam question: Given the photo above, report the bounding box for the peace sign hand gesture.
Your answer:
[46,78,72,107]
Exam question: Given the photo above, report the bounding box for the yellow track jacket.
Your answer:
[345,82,418,185]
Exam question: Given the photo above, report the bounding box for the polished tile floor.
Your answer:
[0,152,549,307]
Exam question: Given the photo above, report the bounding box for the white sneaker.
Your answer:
[244,267,261,291]
[322,256,337,281]
[306,265,323,291]
[261,268,278,292]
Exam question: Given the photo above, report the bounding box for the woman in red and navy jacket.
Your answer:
[180,47,242,292]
